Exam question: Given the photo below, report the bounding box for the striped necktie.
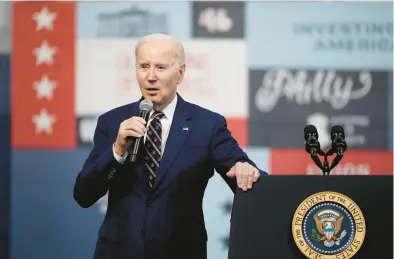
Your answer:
[145,111,165,188]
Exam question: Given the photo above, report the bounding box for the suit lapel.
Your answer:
[152,96,192,192]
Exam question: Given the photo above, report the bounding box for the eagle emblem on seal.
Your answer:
[312,209,347,247]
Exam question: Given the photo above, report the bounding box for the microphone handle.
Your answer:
[128,110,150,162]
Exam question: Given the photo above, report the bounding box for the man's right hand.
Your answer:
[114,116,147,156]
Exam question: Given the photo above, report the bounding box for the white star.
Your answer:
[32,6,57,31]
[33,40,57,66]
[33,74,57,100]
[32,109,57,135]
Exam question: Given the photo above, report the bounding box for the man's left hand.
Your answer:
[226,162,260,191]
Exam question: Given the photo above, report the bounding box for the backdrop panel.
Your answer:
[77,2,191,40]
[247,2,393,69]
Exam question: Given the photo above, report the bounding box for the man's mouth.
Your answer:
[146,87,159,93]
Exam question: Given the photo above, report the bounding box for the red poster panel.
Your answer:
[12,2,76,148]
[226,117,247,148]
[270,149,393,175]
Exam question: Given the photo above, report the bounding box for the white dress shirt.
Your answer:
[113,95,178,164]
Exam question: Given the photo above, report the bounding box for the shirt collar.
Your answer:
[151,94,177,121]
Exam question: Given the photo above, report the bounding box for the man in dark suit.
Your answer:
[73,33,267,259]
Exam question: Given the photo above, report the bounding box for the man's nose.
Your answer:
[147,69,157,81]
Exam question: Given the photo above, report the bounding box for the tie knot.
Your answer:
[152,111,164,120]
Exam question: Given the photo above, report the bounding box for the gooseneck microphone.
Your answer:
[128,99,153,162]
[303,124,348,175]
[327,125,347,172]
[304,125,324,171]
[330,125,347,156]
[304,125,324,156]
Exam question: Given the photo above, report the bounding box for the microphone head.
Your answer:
[304,125,318,141]
[139,99,153,112]
[330,125,345,141]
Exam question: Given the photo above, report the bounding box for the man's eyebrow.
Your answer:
[137,61,172,66]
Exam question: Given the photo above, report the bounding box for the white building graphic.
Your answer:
[97,6,168,37]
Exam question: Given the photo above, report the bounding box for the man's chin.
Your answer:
[144,95,159,102]
[142,93,157,100]
[142,95,162,108]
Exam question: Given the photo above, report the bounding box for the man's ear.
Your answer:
[177,64,186,84]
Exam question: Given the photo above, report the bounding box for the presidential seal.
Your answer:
[292,191,366,259]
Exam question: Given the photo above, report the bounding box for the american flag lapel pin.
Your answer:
[182,127,189,131]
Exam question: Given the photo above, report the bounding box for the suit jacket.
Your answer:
[73,94,267,259]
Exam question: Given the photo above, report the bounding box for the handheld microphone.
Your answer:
[330,125,347,156]
[128,99,153,162]
[304,125,323,156]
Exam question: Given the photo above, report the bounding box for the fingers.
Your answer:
[226,166,235,178]
[237,164,243,189]
[231,162,260,191]
[133,117,147,125]
[247,165,253,189]
[122,129,144,138]
[115,117,148,153]
[121,117,147,137]
[253,169,260,182]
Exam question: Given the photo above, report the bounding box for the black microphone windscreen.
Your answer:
[304,125,318,140]
[330,125,345,140]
